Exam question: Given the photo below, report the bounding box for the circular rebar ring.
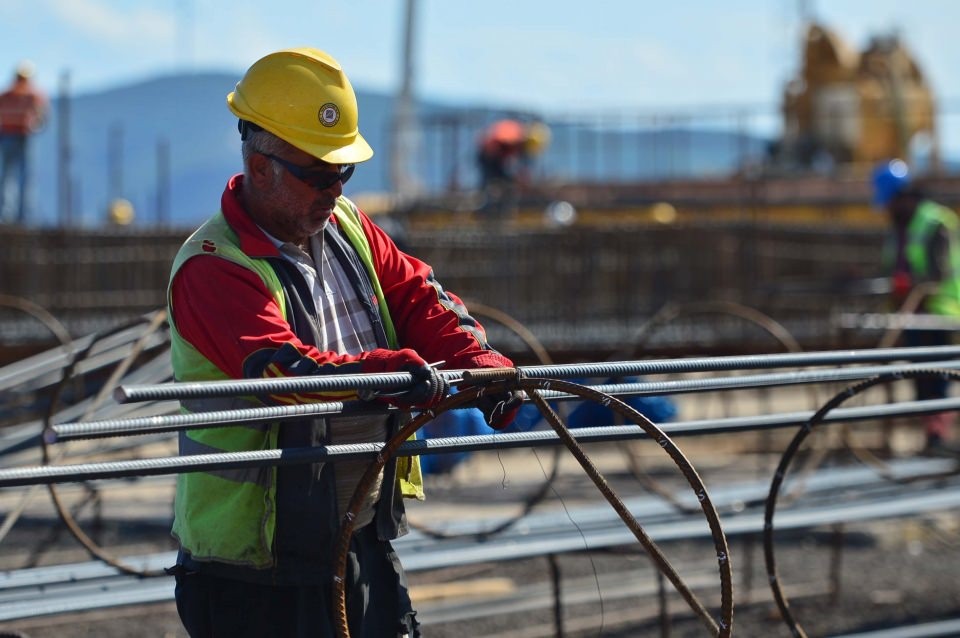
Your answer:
[616,300,822,513]
[332,376,733,638]
[764,369,960,638]
[41,310,169,577]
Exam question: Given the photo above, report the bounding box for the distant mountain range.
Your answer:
[28,72,398,228]
[24,72,772,228]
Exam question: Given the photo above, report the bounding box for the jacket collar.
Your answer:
[221,174,280,258]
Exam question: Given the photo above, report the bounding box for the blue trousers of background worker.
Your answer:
[0,134,31,224]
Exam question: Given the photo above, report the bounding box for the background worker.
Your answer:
[874,158,960,455]
[0,61,48,224]
[475,118,550,215]
[166,47,522,638]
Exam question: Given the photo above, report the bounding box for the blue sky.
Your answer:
[3,0,958,113]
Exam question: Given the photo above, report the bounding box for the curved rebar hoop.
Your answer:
[0,295,75,547]
[462,300,555,366]
[617,300,819,513]
[763,369,960,638]
[41,310,169,577]
[0,293,75,355]
[618,300,804,361]
[407,300,564,541]
[333,376,733,638]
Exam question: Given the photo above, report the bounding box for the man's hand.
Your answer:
[459,353,524,430]
[386,363,449,410]
[360,348,450,410]
[474,389,524,430]
[361,348,428,374]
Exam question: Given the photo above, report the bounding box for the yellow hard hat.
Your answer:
[107,198,135,225]
[227,47,373,164]
[524,122,551,156]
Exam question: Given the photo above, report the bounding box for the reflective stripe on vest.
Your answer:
[177,430,277,487]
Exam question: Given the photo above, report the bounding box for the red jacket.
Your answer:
[0,78,47,136]
[171,174,510,387]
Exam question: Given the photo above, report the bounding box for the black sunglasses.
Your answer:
[260,153,355,191]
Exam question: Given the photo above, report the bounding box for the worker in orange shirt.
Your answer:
[475,119,549,216]
[0,61,48,224]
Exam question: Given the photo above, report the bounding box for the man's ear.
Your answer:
[247,153,273,187]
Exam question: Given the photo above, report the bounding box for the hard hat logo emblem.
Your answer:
[319,103,340,128]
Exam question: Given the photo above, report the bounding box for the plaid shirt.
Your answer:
[274,232,378,355]
[271,229,387,529]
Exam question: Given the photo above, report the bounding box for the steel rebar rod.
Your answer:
[9,393,960,488]
[114,345,960,404]
[516,345,960,378]
[58,360,960,442]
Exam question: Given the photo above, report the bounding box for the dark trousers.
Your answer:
[173,525,420,638]
[904,328,951,400]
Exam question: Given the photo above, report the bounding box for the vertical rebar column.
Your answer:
[57,70,72,226]
[156,137,170,226]
[390,0,419,199]
[548,554,564,637]
[108,121,123,203]
[658,570,671,638]
[829,523,845,604]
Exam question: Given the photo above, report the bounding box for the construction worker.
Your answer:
[0,61,48,224]
[874,159,960,455]
[166,47,522,638]
[475,118,550,216]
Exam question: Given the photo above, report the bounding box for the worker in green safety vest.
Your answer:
[875,158,960,456]
[166,47,523,638]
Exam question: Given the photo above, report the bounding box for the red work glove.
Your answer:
[360,348,449,410]
[891,271,912,303]
[475,389,524,430]
[461,353,524,430]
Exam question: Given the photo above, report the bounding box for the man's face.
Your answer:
[254,146,346,243]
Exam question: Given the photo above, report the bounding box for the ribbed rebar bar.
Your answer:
[63,359,960,442]
[8,395,960,488]
[115,370,422,403]
[114,345,960,403]
[516,345,960,379]
[51,400,360,441]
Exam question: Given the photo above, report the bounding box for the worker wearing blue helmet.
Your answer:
[872,159,911,209]
[875,159,960,455]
